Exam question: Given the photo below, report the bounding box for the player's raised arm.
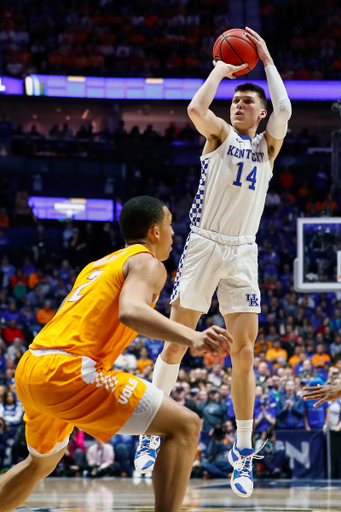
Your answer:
[188,61,248,141]
[245,27,292,164]
[119,253,233,354]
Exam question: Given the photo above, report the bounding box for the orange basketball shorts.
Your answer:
[15,350,147,456]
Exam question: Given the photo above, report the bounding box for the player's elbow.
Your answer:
[118,307,135,327]
[277,97,292,122]
[187,103,204,120]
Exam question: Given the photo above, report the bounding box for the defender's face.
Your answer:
[158,206,174,261]
[230,91,266,130]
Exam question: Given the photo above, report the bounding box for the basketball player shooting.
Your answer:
[134,27,292,498]
[0,196,232,512]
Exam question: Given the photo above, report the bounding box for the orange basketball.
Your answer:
[213,28,259,76]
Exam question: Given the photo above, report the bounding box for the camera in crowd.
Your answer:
[212,424,227,441]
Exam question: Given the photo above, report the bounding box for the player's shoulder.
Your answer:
[124,251,165,278]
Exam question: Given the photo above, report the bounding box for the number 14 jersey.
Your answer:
[190,127,272,238]
[30,245,155,369]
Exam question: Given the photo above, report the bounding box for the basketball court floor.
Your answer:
[15,478,341,511]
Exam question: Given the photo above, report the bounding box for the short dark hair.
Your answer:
[234,83,267,109]
[119,196,166,242]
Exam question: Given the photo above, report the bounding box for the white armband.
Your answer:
[265,65,292,139]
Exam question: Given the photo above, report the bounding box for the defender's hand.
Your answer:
[212,60,249,79]
[192,325,234,354]
[302,383,341,407]
[244,27,273,66]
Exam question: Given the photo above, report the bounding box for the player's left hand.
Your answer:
[301,383,341,407]
[244,27,273,66]
[212,60,249,79]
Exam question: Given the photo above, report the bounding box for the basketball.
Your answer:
[213,28,259,76]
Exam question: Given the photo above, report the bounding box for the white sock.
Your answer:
[236,419,253,451]
[152,356,180,395]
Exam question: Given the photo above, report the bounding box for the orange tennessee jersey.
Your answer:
[30,245,156,368]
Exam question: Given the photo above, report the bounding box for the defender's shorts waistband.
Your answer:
[190,225,256,246]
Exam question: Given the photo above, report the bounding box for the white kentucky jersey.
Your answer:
[189,126,272,238]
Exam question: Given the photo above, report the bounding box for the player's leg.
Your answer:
[155,230,216,393]
[136,393,202,512]
[224,311,258,498]
[0,446,66,512]
[134,300,201,473]
[154,299,202,392]
[225,312,257,423]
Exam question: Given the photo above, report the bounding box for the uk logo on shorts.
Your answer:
[245,293,259,307]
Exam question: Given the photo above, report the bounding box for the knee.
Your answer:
[162,342,187,362]
[27,448,64,479]
[230,343,254,366]
[177,409,201,441]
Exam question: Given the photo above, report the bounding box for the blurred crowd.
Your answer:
[0,118,201,160]
[0,115,332,164]
[0,0,340,79]
[0,159,340,478]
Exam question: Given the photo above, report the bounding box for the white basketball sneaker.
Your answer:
[134,435,160,474]
[227,441,265,498]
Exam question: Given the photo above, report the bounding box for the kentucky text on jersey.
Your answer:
[227,145,265,162]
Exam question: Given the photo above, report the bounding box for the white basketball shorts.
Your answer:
[170,229,261,316]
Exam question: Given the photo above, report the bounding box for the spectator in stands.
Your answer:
[276,379,305,429]
[62,220,74,250]
[10,420,28,465]
[113,347,137,372]
[136,346,153,374]
[18,304,36,328]
[60,427,87,476]
[198,387,228,431]
[14,184,35,227]
[311,306,326,330]
[288,346,306,371]
[311,343,331,369]
[327,378,341,431]
[280,167,294,191]
[68,227,89,267]
[304,377,330,431]
[86,439,115,477]
[268,374,284,404]
[200,420,235,479]
[0,390,23,433]
[25,284,45,309]
[0,303,20,324]
[6,338,26,364]
[330,333,341,359]
[21,256,35,278]
[265,189,281,209]
[1,256,15,290]
[207,363,224,387]
[1,319,25,345]
[266,339,288,364]
[0,417,11,469]
[256,361,271,388]
[36,301,55,326]
[254,386,276,436]
[171,383,198,414]
[255,427,289,478]
[53,278,69,306]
